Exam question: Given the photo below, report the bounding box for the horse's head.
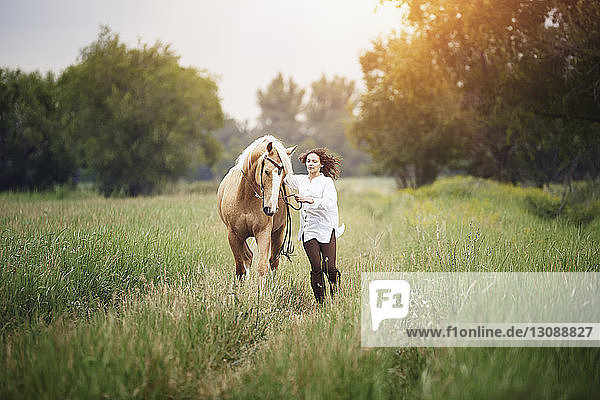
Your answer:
[256,141,297,216]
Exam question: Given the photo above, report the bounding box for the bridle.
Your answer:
[259,155,285,198]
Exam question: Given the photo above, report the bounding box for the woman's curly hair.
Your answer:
[299,148,342,180]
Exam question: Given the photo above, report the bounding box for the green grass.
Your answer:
[1,176,599,399]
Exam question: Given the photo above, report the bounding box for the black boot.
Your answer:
[311,270,325,304]
[327,269,341,297]
[322,256,340,297]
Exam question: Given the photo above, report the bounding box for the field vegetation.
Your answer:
[1,176,599,399]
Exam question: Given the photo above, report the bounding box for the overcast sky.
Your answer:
[0,0,405,126]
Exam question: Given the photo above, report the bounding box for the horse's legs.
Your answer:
[269,226,285,279]
[228,230,248,279]
[255,229,272,279]
[243,240,253,272]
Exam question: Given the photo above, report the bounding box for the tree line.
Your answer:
[1,27,223,196]
[349,0,600,188]
[6,1,598,195]
[1,27,372,196]
[211,72,371,179]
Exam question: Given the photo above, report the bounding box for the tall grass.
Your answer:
[1,176,599,399]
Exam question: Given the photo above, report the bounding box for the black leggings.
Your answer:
[303,230,339,300]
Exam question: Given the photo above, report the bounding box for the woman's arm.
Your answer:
[295,194,314,204]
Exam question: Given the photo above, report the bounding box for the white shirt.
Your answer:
[286,174,345,243]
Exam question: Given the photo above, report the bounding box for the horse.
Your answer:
[217,135,297,281]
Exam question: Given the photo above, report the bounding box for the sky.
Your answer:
[0,0,406,126]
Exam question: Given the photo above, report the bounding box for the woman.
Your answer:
[287,148,344,303]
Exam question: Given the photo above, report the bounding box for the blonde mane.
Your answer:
[235,135,294,179]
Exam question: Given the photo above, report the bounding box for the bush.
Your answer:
[524,191,561,219]
[524,181,600,224]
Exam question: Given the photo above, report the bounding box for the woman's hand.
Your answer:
[294,194,314,204]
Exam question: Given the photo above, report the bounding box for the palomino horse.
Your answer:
[217,135,297,280]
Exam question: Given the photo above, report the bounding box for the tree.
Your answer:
[211,116,254,179]
[256,73,375,176]
[0,68,76,191]
[349,34,469,187]
[395,0,600,123]
[305,75,371,176]
[351,0,600,187]
[59,27,223,196]
[257,72,305,145]
[407,0,600,185]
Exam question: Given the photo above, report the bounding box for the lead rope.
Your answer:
[275,183,301,262]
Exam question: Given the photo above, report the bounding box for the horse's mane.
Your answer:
[235,135,294,180]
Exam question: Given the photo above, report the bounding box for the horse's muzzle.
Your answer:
[263,206,276,216]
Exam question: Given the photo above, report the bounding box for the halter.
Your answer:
[260,155,284,195]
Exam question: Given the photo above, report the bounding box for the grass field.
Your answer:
[1,176,599,399]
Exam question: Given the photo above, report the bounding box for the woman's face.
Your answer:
[305,152,322,174]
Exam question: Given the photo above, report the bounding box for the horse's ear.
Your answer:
[266,141,273,154]
[286,145,297,156]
